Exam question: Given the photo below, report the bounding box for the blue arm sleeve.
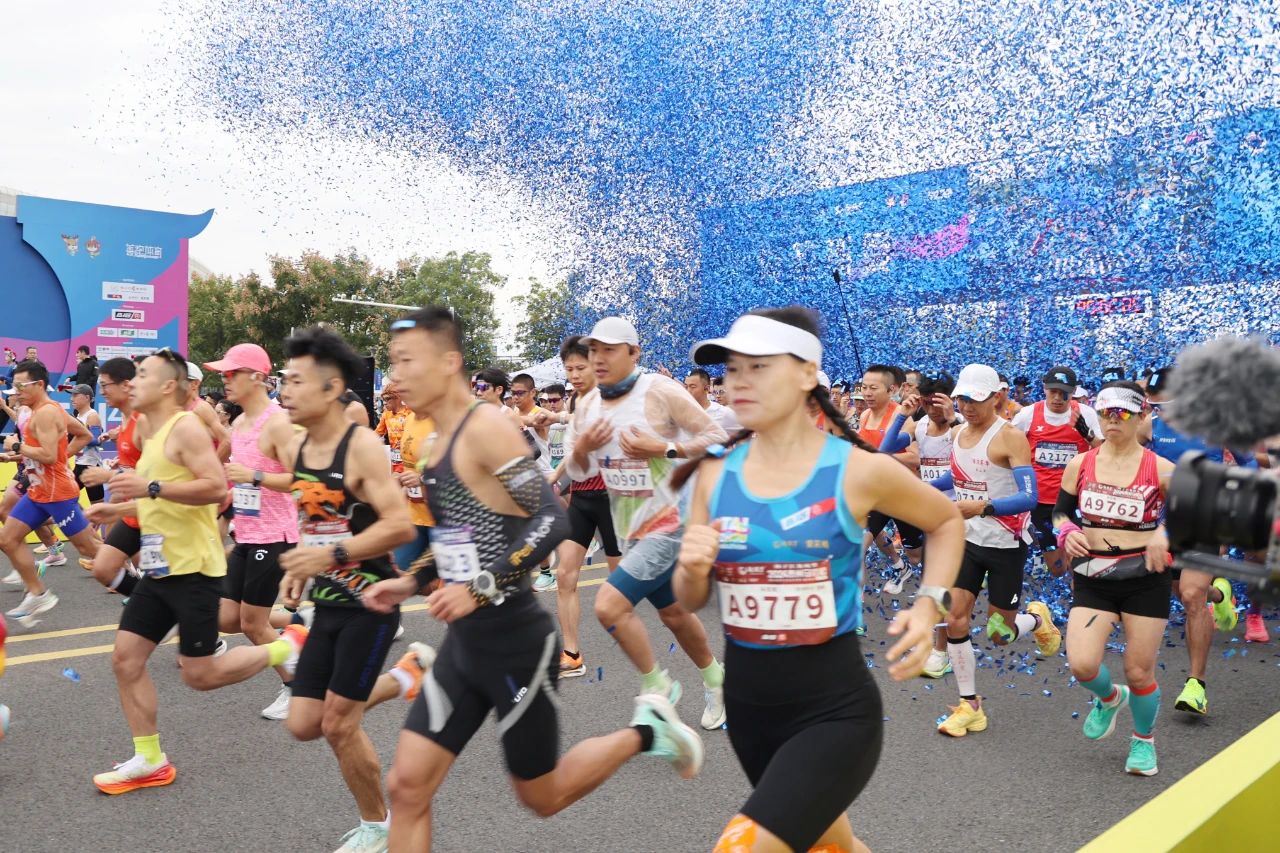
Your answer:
[1232,448,1258,469]
[878,413,911,453]
[990,465,1037,515]
[928,471,954,492]
[88,425,103,447]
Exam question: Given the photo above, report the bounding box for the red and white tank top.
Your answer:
[951,419,1028,549]
[230,403,299,544]
[1076,448,1164,532]
[1027,401,1091,505]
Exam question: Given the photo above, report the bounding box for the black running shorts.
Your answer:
[1073,567,1172,620]
[292,604,400,702]
[105,520,142,557]
[223,541,293,608]
[865,511,924,551]
[73,464,105,504]
[567,488,620,556]
[1029,503,1058,552]
[955,541,1028,611]
[118,573,223,657]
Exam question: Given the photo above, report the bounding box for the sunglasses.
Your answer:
[511,389,529,398]
[1100,408,1137,421]
[472,381,490,392]
[544,397,564,404]
[391,308,457,332]
[222,369,255,381]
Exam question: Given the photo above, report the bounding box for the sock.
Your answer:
[632,724,655,752]
[641,666,670,695]
[1079,664,1117,704]
[109,568,138,597]
[51,541,64,554]
[948,637,977,701]
[387,665,414,699]
[361,814,390,829]
[266,638,293,668]
[699,659,724,689]
[1130,681,1161,737]
[134,733,162,765]
[1013,612,1039,641]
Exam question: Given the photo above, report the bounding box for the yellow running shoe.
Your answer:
[938,698,988,737]
[93,754,177,795]
[1027,601,1061,657]
[1211,578,1238,632]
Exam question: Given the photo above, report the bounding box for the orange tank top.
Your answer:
[856,407,895,449]
[25,401,79,503]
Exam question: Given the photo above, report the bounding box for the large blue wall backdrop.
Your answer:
[181,0,1280,381]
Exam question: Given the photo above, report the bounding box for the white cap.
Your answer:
[186,361,204,382]
[952,364,1001,402]
[691,314,823,369]
[584,316,639,347]
[1095,385,1144,412]
[816,369,831,389]
[1073,385,1089,399]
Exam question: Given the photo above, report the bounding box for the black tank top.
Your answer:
[421,402,541,626]
[291,423,394,607]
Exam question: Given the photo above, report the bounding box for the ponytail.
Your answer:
[670,427,753,491]
[811,385,878,453]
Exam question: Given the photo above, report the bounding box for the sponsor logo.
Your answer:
[125,243,163,260]
[719,516,750,547]
[112,308,146,323]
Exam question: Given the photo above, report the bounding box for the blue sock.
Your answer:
[1130,682,1161,737]
[1080,665,1116,703]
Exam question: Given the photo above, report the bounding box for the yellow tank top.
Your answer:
[136,411,227,579]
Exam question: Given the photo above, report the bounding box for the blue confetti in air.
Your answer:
[597,666,604,681]
[62,668,80,683]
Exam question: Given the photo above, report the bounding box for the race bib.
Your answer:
[1080,484,1144,524]
[715,560,837,646]
[920,458,949,482]
[432,526,482,583]
[406,484,424,502]
[550,441,565,463]
[1034,442,1078,468]
[233,484,262,517]
[954,478,988,503]
[390,447,403,464]
[139,533,170,578]
[301,519,357,568]
[601,459,653,497]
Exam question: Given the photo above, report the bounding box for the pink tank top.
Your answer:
[231,403,299,544]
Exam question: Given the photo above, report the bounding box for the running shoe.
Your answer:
[1244,612,1269,643]
[33,543,48,555]
[213,638,228,657]
[1211,578,1238,632]
[1027,601,1062,657]
[334,822,389,853]
[261,684,292,721]
[631,693,704,780]
[38,552,67,569]
[79,557,94,572]
[1125,736,1158,776]
[701,684,726,730]
[289,606,315,629]
[1,569,22,586]
[985,613,1016,645]
[6,590,58,621]
[937,699,987,737]
[882,566,912,596]
[533,570,557,592]
[1082,685,1130,740]
[390,642,436,701]
[93,753,177,795]
[854,625,867,637]
[1174,678,1208,715]
[281,624,309,676]
[922,648,952,679]
[393,623,405,641]
[558,651,586,679]
[0,703,9,740]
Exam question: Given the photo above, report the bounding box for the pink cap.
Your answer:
[204,343,272,375]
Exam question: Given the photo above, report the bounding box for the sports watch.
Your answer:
[916,585,951,619]
[147,481,162,500]
[980,501,997,517]
[332,542,350,566]
[470,570,506,606]
[664,441,678,459]
[252,469,264,487]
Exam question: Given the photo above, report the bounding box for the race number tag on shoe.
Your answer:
[138,534,171,578]
[432,526,482,583]
[301,520,356,568]
[1080,484,1144,524]
[1034,442,1078,468]
[920,457,950,482]
[601,459,653,497]
[715,560,837,646]
[232,484,262,517]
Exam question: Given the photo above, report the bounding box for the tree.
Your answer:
[188,272,251,390]
[384,251,503,370]
[512,278,574,365]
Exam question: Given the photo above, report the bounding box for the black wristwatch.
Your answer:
[147,480,162,500]
[980,501,997,517]
[332,542,350,566]
[664,441,678,459]
[252,469,264,487]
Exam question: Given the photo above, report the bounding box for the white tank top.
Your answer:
[915,419,954,496]
[76,408,103,467]
[950,418,1028,548]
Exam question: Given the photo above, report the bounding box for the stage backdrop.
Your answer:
[0,195,212,414]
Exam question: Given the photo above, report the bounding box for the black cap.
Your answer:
[1013,375,1030,386]
[1041,365,1078,392]
[1100,365,1126,384]
[1146,366,1173,394]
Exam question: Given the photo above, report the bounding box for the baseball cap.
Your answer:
[584,317,639,347]
[1073,385,1089,399]
[186,361,204,382]
[1041,365,1078,392]
[204,343,272,376]
[1146,366,1172,395]
[1095,384,1145,413]
[816,369,831,389]
[952,364,1001,402]
[1100,365,1126,384]
[691,314,823,368]
[71,383,94,397]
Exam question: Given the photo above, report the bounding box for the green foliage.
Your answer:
[512,278,573,365]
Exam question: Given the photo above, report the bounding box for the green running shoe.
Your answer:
[1211,578,1238,632]
[1125,736,1158,776]
[1082,685,1130,740]
[630,693,704,780]
[1174,678,1207,715]
[986,613,1015,645]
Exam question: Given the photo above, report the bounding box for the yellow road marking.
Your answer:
[6,576,607,666]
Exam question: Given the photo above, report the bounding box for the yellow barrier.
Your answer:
[0,461,92,542]
[1081,710,1280,852]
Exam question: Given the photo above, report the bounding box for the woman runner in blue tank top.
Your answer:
[673,307,966,853]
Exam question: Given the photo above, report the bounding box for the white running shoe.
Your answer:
[922,648,952,679]
[213,638,228,657]
[6,589,58,620]
[39,553,68,569]
[0,703,10,739]
[882,571,906,596]
[333,822,389,853]
[33,543,48,555]
[532,570,557,592]
[701,685,727,730]
[2,569,23,586]
[631,693,704,780]
[394,623,405,641]
[261,684,292,721]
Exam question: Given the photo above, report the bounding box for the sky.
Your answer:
[0,1,562,352]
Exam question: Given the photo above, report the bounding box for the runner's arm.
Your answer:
[20,406,64,464]
[988,427,1036,515]
[663,380,729,456]
[166,415,236,505]
[340,428,415,560]
[65,410,92,457]
[674,457,724,611]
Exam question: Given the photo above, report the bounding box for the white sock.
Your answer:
[890,557,905,571]
[387,666,414,699]
[1014,612,1038,639]
[361,814,390,829]
[950,639,977,698]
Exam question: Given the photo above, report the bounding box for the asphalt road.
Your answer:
[1,550,1277,853]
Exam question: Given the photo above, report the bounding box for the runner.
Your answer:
[858,364,922,591]
[71,382,106,508]
[0,396,68,577]
[203,343,303,720]
[565,316,730,729]
[0,359,100,624]
[1057,381,1174,776]
[995,374,1023,420]
[362,307,702,851]
[673,307,965,853]
[930,363,1062,736]
[392,378,436,578]
[89,348,309,795]
[1011,366,1101,578]
[272,327,432,852]
[685,368,742,434]
[183,361,231,460]
[374,384,409,472]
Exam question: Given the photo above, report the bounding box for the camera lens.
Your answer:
[1167,451,1276,553]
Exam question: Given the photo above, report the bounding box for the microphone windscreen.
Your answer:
[1166,337,1280,449]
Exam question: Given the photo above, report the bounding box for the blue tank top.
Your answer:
[708,434,865,650]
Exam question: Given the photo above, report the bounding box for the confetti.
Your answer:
[62,668,81,683]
